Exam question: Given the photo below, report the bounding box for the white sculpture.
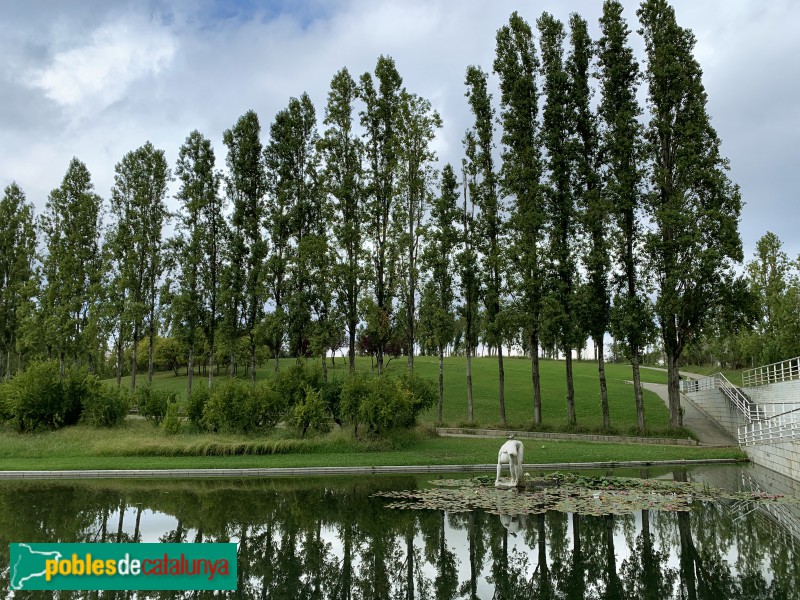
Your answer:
[494,436,524,488]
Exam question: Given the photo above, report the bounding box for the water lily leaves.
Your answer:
[374,473,800,516]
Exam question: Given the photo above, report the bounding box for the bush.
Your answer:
[187,385,210,430]
[162,400,181,435]
[249,382,286,430]
[359,376,414,434]
[7,362,87,432]
[136,386,174,425]
[0,383,12,422]
[320,377,344,425]
[340,372,436,436]
[398,371,437,419]
[340,372,372,434]
[83,386,130,427]
[201,379,283,434]
[273,362,324,408]
[292,385,330,437]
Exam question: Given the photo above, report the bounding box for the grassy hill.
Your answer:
[112,355,673,435]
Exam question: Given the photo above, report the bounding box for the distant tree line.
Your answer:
[0,0,744,431]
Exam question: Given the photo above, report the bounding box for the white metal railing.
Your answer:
[743,356,800,387]
[682,374,760,421]
[739,406,800,446]
[682,372,800,446]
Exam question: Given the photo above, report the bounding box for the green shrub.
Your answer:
[136,386,173,425]
[292,385,330,437]
[320,377,344,425]
[202,380,250,433]
[7,362,80,432]
[249,382,286,430]
[187,385,210,430]
[83,385,130,427]
[340,372,372,434]
[273,362,324,408]
[0,383,12,422]
[162,400,181,435]
[341,372,436,436]
[61,367,101,427]
[398,371,437,418]
[359,376,414,434]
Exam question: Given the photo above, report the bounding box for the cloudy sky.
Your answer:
[2,0,798,262]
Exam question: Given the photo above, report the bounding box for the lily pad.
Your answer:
[374,473,800,516]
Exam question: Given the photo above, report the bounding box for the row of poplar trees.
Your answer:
[0,0,742,431]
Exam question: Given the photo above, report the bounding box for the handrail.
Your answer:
[714,373,759,422]
[743,356,800,387]
[683,372,800,446]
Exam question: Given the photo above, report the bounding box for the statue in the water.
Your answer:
[495,435,524,488]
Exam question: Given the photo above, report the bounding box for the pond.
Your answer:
[1,464,798,599]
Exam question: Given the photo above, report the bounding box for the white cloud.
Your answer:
[30,16,176,112]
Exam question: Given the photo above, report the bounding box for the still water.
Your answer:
[1,464,798,599]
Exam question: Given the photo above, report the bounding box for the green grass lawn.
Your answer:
[0,419,745,471]
[114,355,671,433]
[0,355,732,473]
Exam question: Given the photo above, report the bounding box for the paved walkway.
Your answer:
[639,369,738,446]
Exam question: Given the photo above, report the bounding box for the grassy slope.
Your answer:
[0,356,744,471]
[116,355,671,432]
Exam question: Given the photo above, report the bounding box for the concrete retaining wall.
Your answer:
[686,380,800,482]
[746,440,800,482]
[683,387,749,439]
[745,380,800,414]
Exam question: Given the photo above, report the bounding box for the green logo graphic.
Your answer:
[9,543,237,591]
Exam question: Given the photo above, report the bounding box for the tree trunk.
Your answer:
[249,333,257,384]
[322,353,328,383]
[208,339,215,388]
[348,321,356,374]
[466,343,474,424]
[187,347,194,398]
[666,348,682,428]
[148,317,155,386]
[116,335,123,388]
[631,344,645,433]
[530,331,542,426]
[437,345,444,424]
[597,335,610,429]
[498,344,506,426]
[377,346,383,375]
[566,349,576,425]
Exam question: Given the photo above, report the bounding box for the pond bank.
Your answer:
[0,458,746,480]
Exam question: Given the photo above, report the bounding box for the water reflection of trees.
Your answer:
[0,475,797,599]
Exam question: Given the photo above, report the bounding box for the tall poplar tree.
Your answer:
[457,154,481,425]
[397,92,441,369]
[359,55,404,375]
[638,0,743,428]
[224,110,267,382]
[110,142,170,387]
[421,164,460,423]
[464,65,508,426]
[0,183,36,379]
[320,67,364,373]
[41,158,104,375]
[494,11,546,425]
[598,0,649,433]
[265,94,322,360]
[568,13,612,428]
[538,13,581,425]
[174,130,223,396]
